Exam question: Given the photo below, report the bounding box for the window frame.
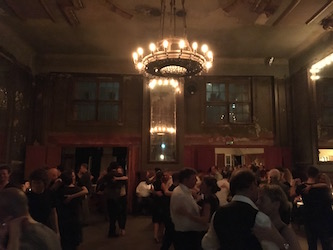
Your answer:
[69,76,123,124]
[203,76,253,126]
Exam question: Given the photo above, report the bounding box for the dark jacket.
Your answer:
[213,201,262,250]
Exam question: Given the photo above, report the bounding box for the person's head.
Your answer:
[29,168,49,194]
[79,163,88,174]
[155,170,163,180]
[256,184,291,224]
[116,166,124,175]
[0,165,11,185]
[0,188,29,221]
[179,168,197,189]
[267,169,281,184]
[145,171,154,184]
[209,166,218,174]
[47,167,60,182]
[108,162,119,172]
[61,170,75,186]
[307,166,320,180]
[162,172,171,183]
[230,169,258,201]
[200,176,221,195]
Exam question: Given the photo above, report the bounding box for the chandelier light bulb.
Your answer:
[206,61,212,69]
[149,43,156,52]
[137,47,144,56]
[137,62,144,70]
[132,52,138,62]
[309,51,333,80]
[310,75,320,80]
[192,42,198,51]
[179,40,185,49]
[163,40,169,49]
[201,44,208,54]
[207,51,213,60]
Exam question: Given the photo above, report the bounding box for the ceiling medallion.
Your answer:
[132,0,213,78]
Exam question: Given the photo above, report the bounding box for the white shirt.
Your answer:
[136,181,152,198]
[216,179,230,206]
[170,183,205,232]
[201,195,279,250]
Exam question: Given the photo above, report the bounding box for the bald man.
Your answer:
[0,188,61,250]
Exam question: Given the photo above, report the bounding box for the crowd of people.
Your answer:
[135,164,333,250]
[0,161,128,250]
[1,161,333,250]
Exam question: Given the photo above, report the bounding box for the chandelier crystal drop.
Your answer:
[132,0,213,78]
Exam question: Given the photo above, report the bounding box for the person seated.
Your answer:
[0,188,61,250]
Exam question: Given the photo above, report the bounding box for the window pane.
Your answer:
[206,83,225,101]
[229,103,250,123]
[99,82,119,101]
[73,103,95,120]
[229,83,249,102]
[98,103,119,121]
[206,105,227,124]
[322,107,333,125]
[74,82,96,100]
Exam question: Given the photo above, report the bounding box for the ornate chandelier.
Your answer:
[132,0,213,78]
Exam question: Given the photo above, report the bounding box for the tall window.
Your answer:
[205,77,252,125]
[72,77,121,122]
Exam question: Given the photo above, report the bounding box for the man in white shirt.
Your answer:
[170,168,205,250]
[202,169,279,250]
[135,177,153,215]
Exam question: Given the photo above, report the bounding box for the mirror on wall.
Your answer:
[312,59,333,163]
[149,80,178,162]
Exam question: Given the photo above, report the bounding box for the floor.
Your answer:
[78,213,321,250]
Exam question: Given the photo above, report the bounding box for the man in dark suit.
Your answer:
[202,169,275,250]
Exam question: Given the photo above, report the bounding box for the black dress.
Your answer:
[152,179,164,223]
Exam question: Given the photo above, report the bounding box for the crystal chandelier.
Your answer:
[132,0,213,78]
